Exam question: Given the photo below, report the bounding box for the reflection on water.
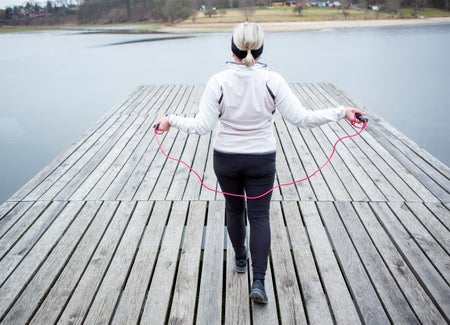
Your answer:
[0,24,449,202]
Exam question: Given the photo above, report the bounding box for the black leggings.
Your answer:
[213,150,276,280]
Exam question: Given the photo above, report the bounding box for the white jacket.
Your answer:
[169,62,345,154]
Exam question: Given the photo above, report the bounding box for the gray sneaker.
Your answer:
[250,279,268,304]
[234,251,248,273]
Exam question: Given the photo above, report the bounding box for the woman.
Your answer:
[155,22,364,304]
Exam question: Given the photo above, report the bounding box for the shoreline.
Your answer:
[157,17,450,33]
[2,17,449,34]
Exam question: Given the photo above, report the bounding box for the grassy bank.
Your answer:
[187,6,450,24]
[1,6,449,33]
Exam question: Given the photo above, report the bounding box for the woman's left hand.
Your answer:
[154,116,171,132]
[344,107,365,124]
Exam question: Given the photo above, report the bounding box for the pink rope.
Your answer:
[154,118,367,200]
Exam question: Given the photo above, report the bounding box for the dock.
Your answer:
[0,83,449,324]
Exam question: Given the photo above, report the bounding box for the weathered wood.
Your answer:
[0,201,72,317]
[30,201,119,325]
[224,233,251,325]
[141,201,188,324]
[58,201,135,324]
[354,202,447,323]
[270,202,307,323]
[0,201,47,259]
[112,201,167,324]
[370,202,450,320]
[300,201,361,324]
[168,201,206,324]
[322,201,412,324]
[282,201,333,324]
[1,83,449,324]
[196,201,225,324]
[1,201,99,324]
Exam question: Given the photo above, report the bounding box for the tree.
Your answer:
[163,0,196,22]
[239,0,255,20]
[385,0,401,15]
[293,4,305,16]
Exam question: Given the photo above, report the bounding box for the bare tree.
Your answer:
[239,0,254,20]
[386,0,401,16]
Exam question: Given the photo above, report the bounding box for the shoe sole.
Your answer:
[250,288,268,304]
[235,265,247,273]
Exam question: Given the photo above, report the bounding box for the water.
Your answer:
[1,23,449,203]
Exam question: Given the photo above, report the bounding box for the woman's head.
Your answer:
[231,22,264,67]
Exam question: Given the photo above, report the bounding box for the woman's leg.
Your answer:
[213,151,247,259]
[244,153,276,281]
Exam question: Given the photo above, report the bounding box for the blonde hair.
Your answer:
[232,22,264,67]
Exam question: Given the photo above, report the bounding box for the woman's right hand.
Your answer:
[154,116,171,132]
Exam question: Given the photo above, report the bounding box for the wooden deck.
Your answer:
[0,83,449,324]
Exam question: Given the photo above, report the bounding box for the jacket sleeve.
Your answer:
[169,76,221,135]
[270,74,346,128]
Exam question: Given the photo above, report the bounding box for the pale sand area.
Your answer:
[159,17,450,33]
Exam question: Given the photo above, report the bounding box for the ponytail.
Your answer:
[231,22,264,67]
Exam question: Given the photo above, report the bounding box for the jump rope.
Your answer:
[154,113,368,200]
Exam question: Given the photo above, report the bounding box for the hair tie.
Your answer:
[231,37,264,60]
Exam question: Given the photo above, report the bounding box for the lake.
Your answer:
[1,23,449,203]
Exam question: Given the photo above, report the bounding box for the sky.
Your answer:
[0,0,79,9]
[1,0,46,8]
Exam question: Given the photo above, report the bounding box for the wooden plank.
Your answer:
[168,201,206,324]
[321,201,409,323]
[269,202,306,323]
[70,114,149,200]
[29,201,119,325]
[109,84,152,116]
[370,202,450,319]
[83,201,151,324]
[0,201,17,221]
[112,201,168,324]
[282,201,333,324]
[133,122,180,200]
[87,87,166,199]
[88,113,157,200]
[140,201,188,324]
[50,84,164,201]
[118,84,161,116]
[321,82,444,202]
[7,87,144,202]
[196,201,225,324]
[303,83,400,202]
[359,110,450,202]
[273,117,303,200]
[116,86,178,201]
[166,133,199,200]
[199,131,219,201]
[58,201,135,324]
[36,114,131,201]
[299,201,361,323]
[224,228,251,325]
[150,130,189,200]
[281,115,352,202]
[308,81,418,202]
[181,133,208,200]
[0,201,63,285]
[291,83,375,201]
[250,266,279,325]
[393,202,450,283]
[1,201,99,323]
[425,202,450,229]
[353,202,446,323]
[0,201,73,319]
[0,201,35,250]
[100,122,155,200]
